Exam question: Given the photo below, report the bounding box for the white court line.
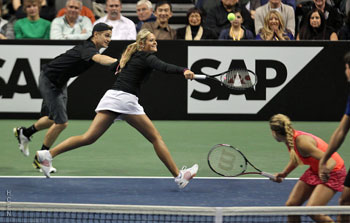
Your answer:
[0,176,299,180]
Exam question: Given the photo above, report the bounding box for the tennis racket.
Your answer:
[207,144,276,180]
[194,69,257,90]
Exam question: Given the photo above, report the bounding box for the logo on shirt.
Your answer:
[187,46,323,114]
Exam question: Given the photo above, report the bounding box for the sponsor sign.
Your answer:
[187,46,323,114]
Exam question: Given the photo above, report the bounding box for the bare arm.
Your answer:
[92,54,118,66]
[277,159,297,178]
[297,135,336,171]
[273,151,298,183]
[319,115,350,175]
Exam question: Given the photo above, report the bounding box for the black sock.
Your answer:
[23,125,37,138]
[41,145,50,151]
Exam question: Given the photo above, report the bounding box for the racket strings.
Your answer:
[221,70,256,89]
[209,146,246,176]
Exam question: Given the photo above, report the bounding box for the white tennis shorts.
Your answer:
[95,90,145,120]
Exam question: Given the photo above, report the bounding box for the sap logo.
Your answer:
[0,58,52,98]
[0,45,73,112]
[187,46,323,114]
[190,58,287,101]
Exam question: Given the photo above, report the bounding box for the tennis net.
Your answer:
[1,202,350,223]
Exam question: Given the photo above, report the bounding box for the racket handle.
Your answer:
[261,171,276,180]
[194,74,207,80]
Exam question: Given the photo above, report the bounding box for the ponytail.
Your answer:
[119,43,138,69]
[270,114,303,166]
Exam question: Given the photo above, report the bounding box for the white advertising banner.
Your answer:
[0,45,74,112]
[187,46,323,114]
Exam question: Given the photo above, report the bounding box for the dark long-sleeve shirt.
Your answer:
[43,40,99,87]
[111,51,185,96]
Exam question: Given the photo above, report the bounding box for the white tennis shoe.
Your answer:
[39,167,57,174]
[36,150,53,178]
[13,127,31,157]
[175,164,198,189]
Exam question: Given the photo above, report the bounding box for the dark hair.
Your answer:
[155,0,172,12]
[345,52,350,66]
[89,22,113,40]
[232,6,242,14]
[299,8,327,40]
[0,0,2,10]
[186,7,203,25]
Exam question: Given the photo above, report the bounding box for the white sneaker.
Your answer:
[34,155,57,173]
[174,164,198,189]
[36,150,53,178]
[13,127,31,157]
[39,167,57,174]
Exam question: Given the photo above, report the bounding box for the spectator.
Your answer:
[176,7,217,40]
[94,0,136,40]
[12,0,56,21]
[50,0,92,40]
[260,0,296,10]
[254,0,295,36]
[256,10,294,40]
[135,0,156,33]
[141,0,176,40]
[337,10,350,39]
[196,0,220,16]
[219,7,254,40]
[297,0,343,34]
[14,0,51,39]
[205,0,254,37]
[55,0,92,11]
[0,0,15,39]
[297,8,338,40]
[56,0,95,24]
[240,0,261,19]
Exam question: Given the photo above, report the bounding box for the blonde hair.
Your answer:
[260,11,290,40]
[119,29,152,69]
[269,114,303,166]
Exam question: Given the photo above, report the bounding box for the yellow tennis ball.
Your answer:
[227,13,236,21]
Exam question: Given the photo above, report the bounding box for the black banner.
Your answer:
[0,40,349,121]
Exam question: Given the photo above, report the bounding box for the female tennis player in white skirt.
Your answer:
[36,29,198,189]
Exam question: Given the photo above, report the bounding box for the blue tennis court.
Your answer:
[0,177,341,207]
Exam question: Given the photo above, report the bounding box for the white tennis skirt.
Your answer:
[95,90,145,120]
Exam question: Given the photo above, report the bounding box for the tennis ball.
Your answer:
[227,13,236,21]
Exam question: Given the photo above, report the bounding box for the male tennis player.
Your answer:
[319,52,350,223]
[14,23,118,173]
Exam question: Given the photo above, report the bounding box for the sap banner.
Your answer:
[187,46,323,114]
[0,45,74,113]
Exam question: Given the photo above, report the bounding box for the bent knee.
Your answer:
[81,134,98,145]
[55,122,68,129]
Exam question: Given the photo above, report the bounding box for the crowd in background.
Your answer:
[0,0,349,40]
